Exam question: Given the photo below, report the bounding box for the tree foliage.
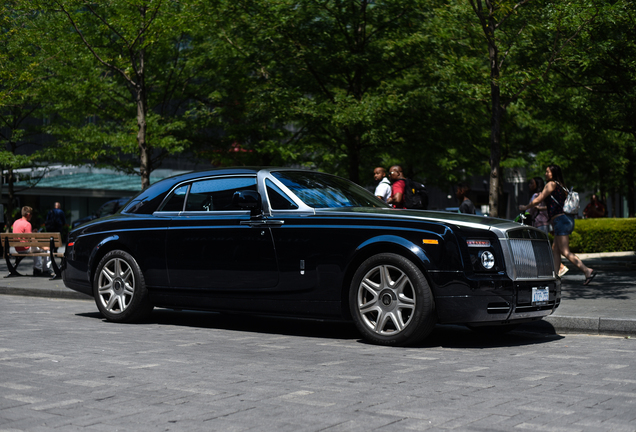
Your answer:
[42,0,196,189]
[1,0,634,215]
[208,0,442,183]
[0,2,57,224]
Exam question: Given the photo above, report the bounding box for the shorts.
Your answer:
[552,214,574,236]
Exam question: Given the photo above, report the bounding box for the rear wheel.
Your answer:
[94,250,153,323]
[349,253,436,346]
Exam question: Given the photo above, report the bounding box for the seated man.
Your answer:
[12,206,53,277]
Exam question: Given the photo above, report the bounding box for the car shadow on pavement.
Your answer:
[78,309,564,348]
[381,323,564,350]
[78,309,362,341]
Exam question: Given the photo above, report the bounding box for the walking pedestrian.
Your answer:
[519,177,568,277]
[520,165,596,285]
[373,167,392,202]
[387,165,406,208]
[45,202,66,233]
[456,184,476,214]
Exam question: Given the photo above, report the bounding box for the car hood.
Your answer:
[315,207,521,232]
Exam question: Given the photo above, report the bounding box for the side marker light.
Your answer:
[467,239,491,247]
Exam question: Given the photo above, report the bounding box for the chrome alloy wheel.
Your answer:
[356,264,416,335]
[97,257,135,314]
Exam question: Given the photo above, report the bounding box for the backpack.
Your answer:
[563,188,580,215]
[404,179,429,210]
[553,183,580,215]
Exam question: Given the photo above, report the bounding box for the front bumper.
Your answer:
[433,277,561,325]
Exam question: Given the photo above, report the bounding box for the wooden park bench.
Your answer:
[0,232,64,280]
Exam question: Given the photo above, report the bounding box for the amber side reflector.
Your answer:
[422,239,439,245]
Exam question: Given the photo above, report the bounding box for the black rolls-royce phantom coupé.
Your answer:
[63,168,560,346]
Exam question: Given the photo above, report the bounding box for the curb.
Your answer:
[0,286,91,301]
[574,251,636,260]
[544,315,636,336]
[565,251,636,269]
[520,316,636,337]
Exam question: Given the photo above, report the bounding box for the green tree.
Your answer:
[463,0,598,216]
[0,2,54,226]
[556,0,636,216]
[514,0,635,218]
[44,0,195,189]
[212,0,437,183]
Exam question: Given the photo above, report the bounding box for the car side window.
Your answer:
[161,185,189,211]
[266,179,298,210]
[186,177,257,211]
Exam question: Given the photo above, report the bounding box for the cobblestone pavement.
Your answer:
[1,296,635,431]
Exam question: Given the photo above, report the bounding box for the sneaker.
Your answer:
[558,266,569,277]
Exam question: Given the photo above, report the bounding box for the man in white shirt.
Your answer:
[373,167,392,202]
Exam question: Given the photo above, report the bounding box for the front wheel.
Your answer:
[94,250,153,323]
[349,253,436,346]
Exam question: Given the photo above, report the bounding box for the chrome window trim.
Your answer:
[258,170,315,216]
[155,174,258,214]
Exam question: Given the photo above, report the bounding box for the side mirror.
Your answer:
[232,190,261,215]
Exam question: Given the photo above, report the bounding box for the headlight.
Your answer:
[479,251,495,270]
[467,239,499,272]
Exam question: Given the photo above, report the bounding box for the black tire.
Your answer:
[93,250,153,323]
[349,253,436,346]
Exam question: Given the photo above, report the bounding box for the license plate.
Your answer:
[532,287,549,305]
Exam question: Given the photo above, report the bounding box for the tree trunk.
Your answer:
[346,1,366,185]
[136,7,150,191]
[487,13,502,218]
[137,82,150,191]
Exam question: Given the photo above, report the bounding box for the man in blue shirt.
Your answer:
[45,202,66,233]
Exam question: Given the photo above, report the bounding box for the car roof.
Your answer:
[159,167,333,184]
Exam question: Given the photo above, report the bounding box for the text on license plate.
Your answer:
[532,287,549,304]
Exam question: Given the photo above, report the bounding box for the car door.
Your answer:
[260,177,344,302]
[164,176,279,290]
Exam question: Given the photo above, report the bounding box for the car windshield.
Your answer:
[272,171,388,209]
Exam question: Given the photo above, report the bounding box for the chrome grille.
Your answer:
[509,239,554,279]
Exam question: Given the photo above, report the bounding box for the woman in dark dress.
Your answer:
[520,165,596,285]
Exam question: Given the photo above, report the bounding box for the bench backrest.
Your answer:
[1,232,63,257]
